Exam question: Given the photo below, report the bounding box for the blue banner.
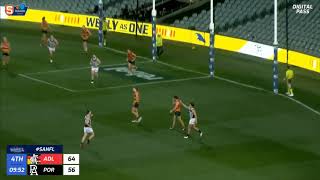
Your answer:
[7,145,63,154]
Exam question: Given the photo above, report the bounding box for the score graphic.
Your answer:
[7,145,80,176]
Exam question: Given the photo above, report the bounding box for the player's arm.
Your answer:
[55,38,59,46]
[283,72,288,81]
[180,100,188,109]
[97,59,101,65]
[88,29,92,36]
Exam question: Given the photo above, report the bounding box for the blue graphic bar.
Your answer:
[7,145,63,154]
[7,154,27,176]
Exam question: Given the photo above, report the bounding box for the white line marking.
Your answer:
[18,74,75,92]
[278,94,320,116]
[104,46,320,117]
[25,61,151,75]
[77,76,209,93]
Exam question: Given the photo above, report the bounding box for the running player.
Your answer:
[90,54,101,84]
[1,37,11,69]
[169,96,185,130]
[181,101,203,139]
[47,35,59,63]
[131,87,142,123]
[81,25,91,53]
[284,66,294,97]
[40,17,49,47]
[127,49,137,76]
[80,110,95,148]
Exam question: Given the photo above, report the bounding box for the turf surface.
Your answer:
[1,20,320,180]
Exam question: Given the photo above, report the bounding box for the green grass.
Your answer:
[1,20,320,180]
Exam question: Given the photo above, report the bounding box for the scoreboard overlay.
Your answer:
[7,145,79,176]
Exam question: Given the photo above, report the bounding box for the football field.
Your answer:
[1,20,320,180]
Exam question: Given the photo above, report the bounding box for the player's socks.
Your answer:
[198,130,203,137]
[137,116,142,123]
[50,59,53,63]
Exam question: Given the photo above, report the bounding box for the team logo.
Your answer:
[195,33,206,43]
[29,165,38,176]
[5,3,28,16]
[29,154,40,165]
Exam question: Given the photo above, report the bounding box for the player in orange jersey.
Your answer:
[169,96,186,131]
[127,49,137,76]
[131,87,142,123]
[40,17,49,47]
[81,25,91,53]
[1,37,11,69]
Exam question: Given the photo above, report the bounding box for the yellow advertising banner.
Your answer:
[4,8,319,72]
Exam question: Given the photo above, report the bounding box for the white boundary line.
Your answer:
[18,74,75,92]
[17,46,320,116]
[24,61,151,75]
[76,76,209,93]
[104,46,320,117]
[278,94,320,116]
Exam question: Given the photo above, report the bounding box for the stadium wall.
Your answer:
[1,7,319,73]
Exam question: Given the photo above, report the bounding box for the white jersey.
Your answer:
[189,107,196,119]
[90,58,100,68]
[84,114,92,127]
[47,38,58,48]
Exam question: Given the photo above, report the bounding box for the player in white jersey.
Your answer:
[47,35,59,63]
[181,101,203,139]
[80,110,95,148]
[90,54,101,84]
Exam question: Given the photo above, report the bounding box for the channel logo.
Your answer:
[5,3,28,16]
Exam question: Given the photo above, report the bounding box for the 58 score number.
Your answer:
[68,167,76,172]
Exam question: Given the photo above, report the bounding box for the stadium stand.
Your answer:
[1,0,317,56]
[172,0,319,56]
[0,0,161,18]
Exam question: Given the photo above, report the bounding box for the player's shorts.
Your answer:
[91,67,99,73]
[189,118,197,125]
[42,30,48,34]
[128,60,135,65]
[84,127,94,134]
[103,30,107,36]
[174,111,181,117]
[48,47,55,53]
[2,52,9,56]
[287,79,292,84]
[82,38,88,42]
[133,102,139,108]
